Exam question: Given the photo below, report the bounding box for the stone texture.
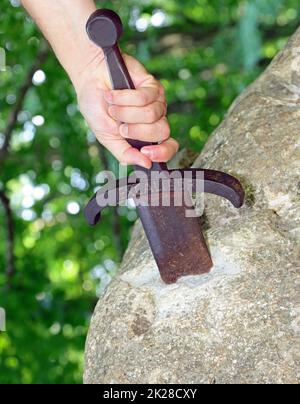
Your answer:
[84,28,300,384]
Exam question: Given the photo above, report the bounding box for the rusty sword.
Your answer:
[84,9,245,284]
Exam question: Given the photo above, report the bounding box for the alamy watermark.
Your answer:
[95,168,205,218]
[0,47,6,71]
[0,307,6,332]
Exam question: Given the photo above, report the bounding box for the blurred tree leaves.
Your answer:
[0,0,299,384]
[238,0,284,70]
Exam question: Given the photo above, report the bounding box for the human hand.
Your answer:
[76,54,179,169]
[20,1,178,168]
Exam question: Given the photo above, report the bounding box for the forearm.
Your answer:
[21,0,103,87]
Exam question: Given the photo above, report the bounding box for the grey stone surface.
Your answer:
[84,28,300,384]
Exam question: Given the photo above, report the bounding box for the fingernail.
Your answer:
[141,148,154,159]
[120,124,128,137]
[104,91,113,103]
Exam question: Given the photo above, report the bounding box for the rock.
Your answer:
[84,28,300,384]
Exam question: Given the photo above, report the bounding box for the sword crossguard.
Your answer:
[84,168,245,226]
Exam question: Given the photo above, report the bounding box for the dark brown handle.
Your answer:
[86,9,157,152]
[105,45,135,91]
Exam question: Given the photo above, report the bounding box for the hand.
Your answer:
[76,54,179,169]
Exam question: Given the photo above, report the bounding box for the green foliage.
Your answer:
[0,0,299,384]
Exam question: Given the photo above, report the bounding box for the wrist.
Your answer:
[22,0,104,89]
[67,43,105,90]
[56,3,105,88]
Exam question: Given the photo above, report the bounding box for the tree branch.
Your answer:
[0,190,15,288]
[0,43,50,163]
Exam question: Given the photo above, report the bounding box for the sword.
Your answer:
[84,9,245,284]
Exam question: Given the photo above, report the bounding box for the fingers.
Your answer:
[97,133,152,169]
[140,138,179,163]
[108,101,167,124]
[79,87,153,169]
[98,135,179,168]
[103,54,172,154]
[79,53,179,167]
[119,117,170,143]
[104,87,160,107]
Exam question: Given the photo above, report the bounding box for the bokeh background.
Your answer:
[0,0,299,384]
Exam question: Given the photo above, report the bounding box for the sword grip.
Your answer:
[86,9,155,152]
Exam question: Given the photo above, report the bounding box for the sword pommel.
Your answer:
[86,9,123,49]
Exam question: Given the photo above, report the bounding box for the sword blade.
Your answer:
[137,202,212,284]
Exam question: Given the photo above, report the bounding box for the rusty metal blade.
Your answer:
[137,201,212,284]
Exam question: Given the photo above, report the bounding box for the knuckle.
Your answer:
[128,126,138,140]
[139,91,149,105]
[160,144,170,159]
[164,102,168,115]
[147,74,156,84]
[119,146,135,166]
[160,119,171,140]
[146,106,158,122]
[119,156,131,166]
[152,86,160,99]
[159,84,166,97]
[172,139,180,153]
[170,139,180,153]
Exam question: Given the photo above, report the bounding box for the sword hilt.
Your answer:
[86,9,159,154]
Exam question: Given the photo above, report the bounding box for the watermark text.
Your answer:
[0,47,6,71]
[0,308,6,332]
[95,169,205,218]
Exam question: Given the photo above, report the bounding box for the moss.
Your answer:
[237,177,256,208]
[245,184,256,208]
[200,212,210,232]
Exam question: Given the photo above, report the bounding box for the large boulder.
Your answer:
[84,28,300,384]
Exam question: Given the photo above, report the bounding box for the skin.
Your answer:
[21,0,179,168]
